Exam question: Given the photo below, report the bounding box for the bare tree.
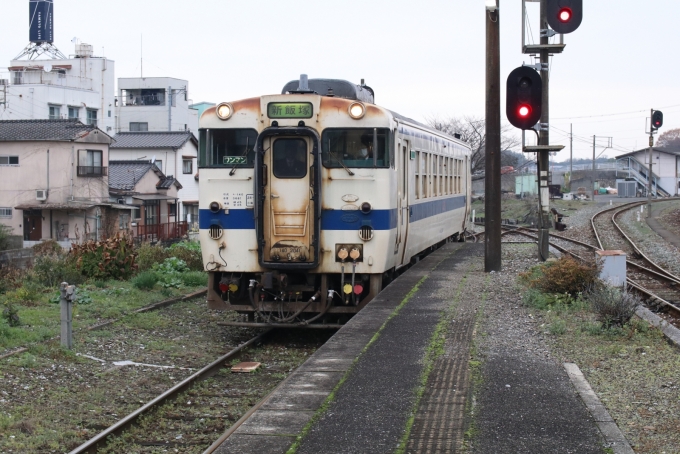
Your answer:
[427,115,521,174]
[657,128,680,149]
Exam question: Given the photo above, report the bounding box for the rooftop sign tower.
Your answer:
[14,0,66,60]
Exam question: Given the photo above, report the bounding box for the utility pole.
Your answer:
[592,135,596,170]
[569,123,573,191]
[485,0,501,272]
[537,0,551,261]
[647,108,653,218]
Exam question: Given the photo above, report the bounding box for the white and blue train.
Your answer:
[198,77,471,326]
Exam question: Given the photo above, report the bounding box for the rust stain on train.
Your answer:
[319,97,384,118]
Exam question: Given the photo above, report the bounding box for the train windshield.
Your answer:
[321,128,390,168]
[198,129,258,168]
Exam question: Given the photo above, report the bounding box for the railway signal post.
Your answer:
[485,0,502,272]
[648,109,663,217]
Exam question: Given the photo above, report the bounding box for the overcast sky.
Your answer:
[1,0,678,161]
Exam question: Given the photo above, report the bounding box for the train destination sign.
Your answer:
[267,102,313,119]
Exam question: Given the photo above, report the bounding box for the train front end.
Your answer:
[199,80,394,326]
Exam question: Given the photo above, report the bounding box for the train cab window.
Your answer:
[198,128,258,168]
[321,128,390,168]
[273,138,307,179]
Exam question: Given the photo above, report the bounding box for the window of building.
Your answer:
[168,203,177,216]
[0,207,12,218]
[130,122,148,132]
[68,107,79,120]
[86,109,97,126]
[131,207,141,220]
[49,105,61,120]
[154,160,163,172]
[184,204,198,224]
[77,149,104,176]
[182,159,192,174]
[0,156,19,166]
[119,213,129,229]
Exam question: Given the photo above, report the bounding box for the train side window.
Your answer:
[198,128,258,168]
[415,151,420,200]
[321,128,390,168]
[423,153,429,198]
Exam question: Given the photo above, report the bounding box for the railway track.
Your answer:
[476,200,680,325]
[68,329,332,454]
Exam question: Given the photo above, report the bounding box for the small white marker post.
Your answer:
[60,282,76,349]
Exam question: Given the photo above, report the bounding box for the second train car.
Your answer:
[198,76,471,326]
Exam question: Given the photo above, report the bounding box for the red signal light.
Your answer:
[558,7,572,22]
[518,105,531,117]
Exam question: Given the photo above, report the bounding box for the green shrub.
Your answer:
[519,256,599,297]
[586,284,640,329]
[2,303,20,327]
[31,254,84,287]
[153,257,189,274]
[71,234,137,280]
[180,271,207,287]
[0,224,13,251]
[133,271,159,290]
[166,241,202,271]
[136,242,169,272]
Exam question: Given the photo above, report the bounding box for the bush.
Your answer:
[586,284,641,329]
[0,267,27,294]
[0,224,13,251]
[32,240,64,256]
[133,271,159,290]
[181,271,207,287]
[2,303,21,327]
[166,241,202,271]
[136,243,169,272]
[71,234,137,280]
[153,257,189,274]
[519,256,600,297]
[31,254,84,287]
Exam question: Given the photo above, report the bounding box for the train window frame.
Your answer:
[272,137,308,179]
[321,128,391,169]
[198,128,258,169]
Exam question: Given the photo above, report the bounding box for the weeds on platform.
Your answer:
[519,255,600,297]
[585,284,640,329]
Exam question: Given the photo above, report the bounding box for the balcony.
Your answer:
[77,166,108,177]
[132,221,188,242]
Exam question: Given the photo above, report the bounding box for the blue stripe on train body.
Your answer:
[198,195,466,231]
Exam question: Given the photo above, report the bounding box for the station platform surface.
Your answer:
[214,242,622,453]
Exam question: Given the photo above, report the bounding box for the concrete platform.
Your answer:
[213,242,618,453]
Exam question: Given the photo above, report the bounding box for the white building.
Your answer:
[116,77,198,134]
[0,43,116,133]
[109,131,199,224]
[616,147,680,197]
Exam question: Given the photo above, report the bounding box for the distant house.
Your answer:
[109,131,199,224]
[108,160,186,242]
[0,119,128,247]
[616,147,680,196]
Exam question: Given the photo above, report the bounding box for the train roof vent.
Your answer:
[282,78,375,104]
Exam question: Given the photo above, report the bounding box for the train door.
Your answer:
[395,139,409,265]
[261,136,316,265]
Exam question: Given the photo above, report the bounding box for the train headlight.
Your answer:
[209,201,221,213]
[348,102,365,119]
[216,102,233,120]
